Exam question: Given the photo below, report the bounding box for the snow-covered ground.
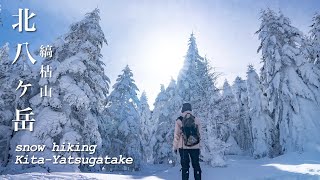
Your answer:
[1,152,320,180]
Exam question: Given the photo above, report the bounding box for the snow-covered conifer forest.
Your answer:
[1,8,320,179]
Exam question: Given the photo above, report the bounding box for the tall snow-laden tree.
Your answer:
[149,84,168,163]
[220,80,239,140]
[0,43,38,169]
[175,33,227,166]
[257,9,320,153]
[0,43,13,167]
[301,13,320,104]
[196,57,227,167]
[151,84,168,129]
[310,13,320,64]
[8,9,110,172]
[177,33,204,106]
[246,65,274,158]
[221,80,242,155]
[138,91,152,163]
[152,79,181,165]
[107,65,142,171]
[232,77,252,154]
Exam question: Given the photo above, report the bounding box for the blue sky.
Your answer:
[0,0,319,106]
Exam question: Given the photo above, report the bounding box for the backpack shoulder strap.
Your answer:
[177,116,183,121]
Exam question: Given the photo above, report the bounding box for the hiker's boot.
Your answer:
[181,168,189,180]
[194,169,201,180]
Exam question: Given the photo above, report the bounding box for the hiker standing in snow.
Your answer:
[173,103,202,180]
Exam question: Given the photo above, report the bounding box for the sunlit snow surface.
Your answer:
[1,152,320,180]
[263,163,320,176]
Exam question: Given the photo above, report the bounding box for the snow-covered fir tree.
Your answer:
[177,33,204,106]
[246,65,274,158]
[309,13,320,64]
[150,84,168,131]
[220,80,239,140]
[0,43,13,167]
[300,13,320,104]
[257,9,320,154]
[232,77,252,154]
[149,84,168,163]
[220,80,242,155]
[152,79,181,165]
[162,33,227,166]
[0,43,38,168]
[196,57,227,167]
[107,65,142,171]
[138,91,152,163]
[8,9,110,172]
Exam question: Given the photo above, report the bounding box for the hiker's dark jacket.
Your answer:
[173,110,201,150]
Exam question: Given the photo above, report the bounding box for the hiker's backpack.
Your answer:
[180,113,200,147]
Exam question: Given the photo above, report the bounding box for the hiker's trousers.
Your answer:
[179,148,201,171]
